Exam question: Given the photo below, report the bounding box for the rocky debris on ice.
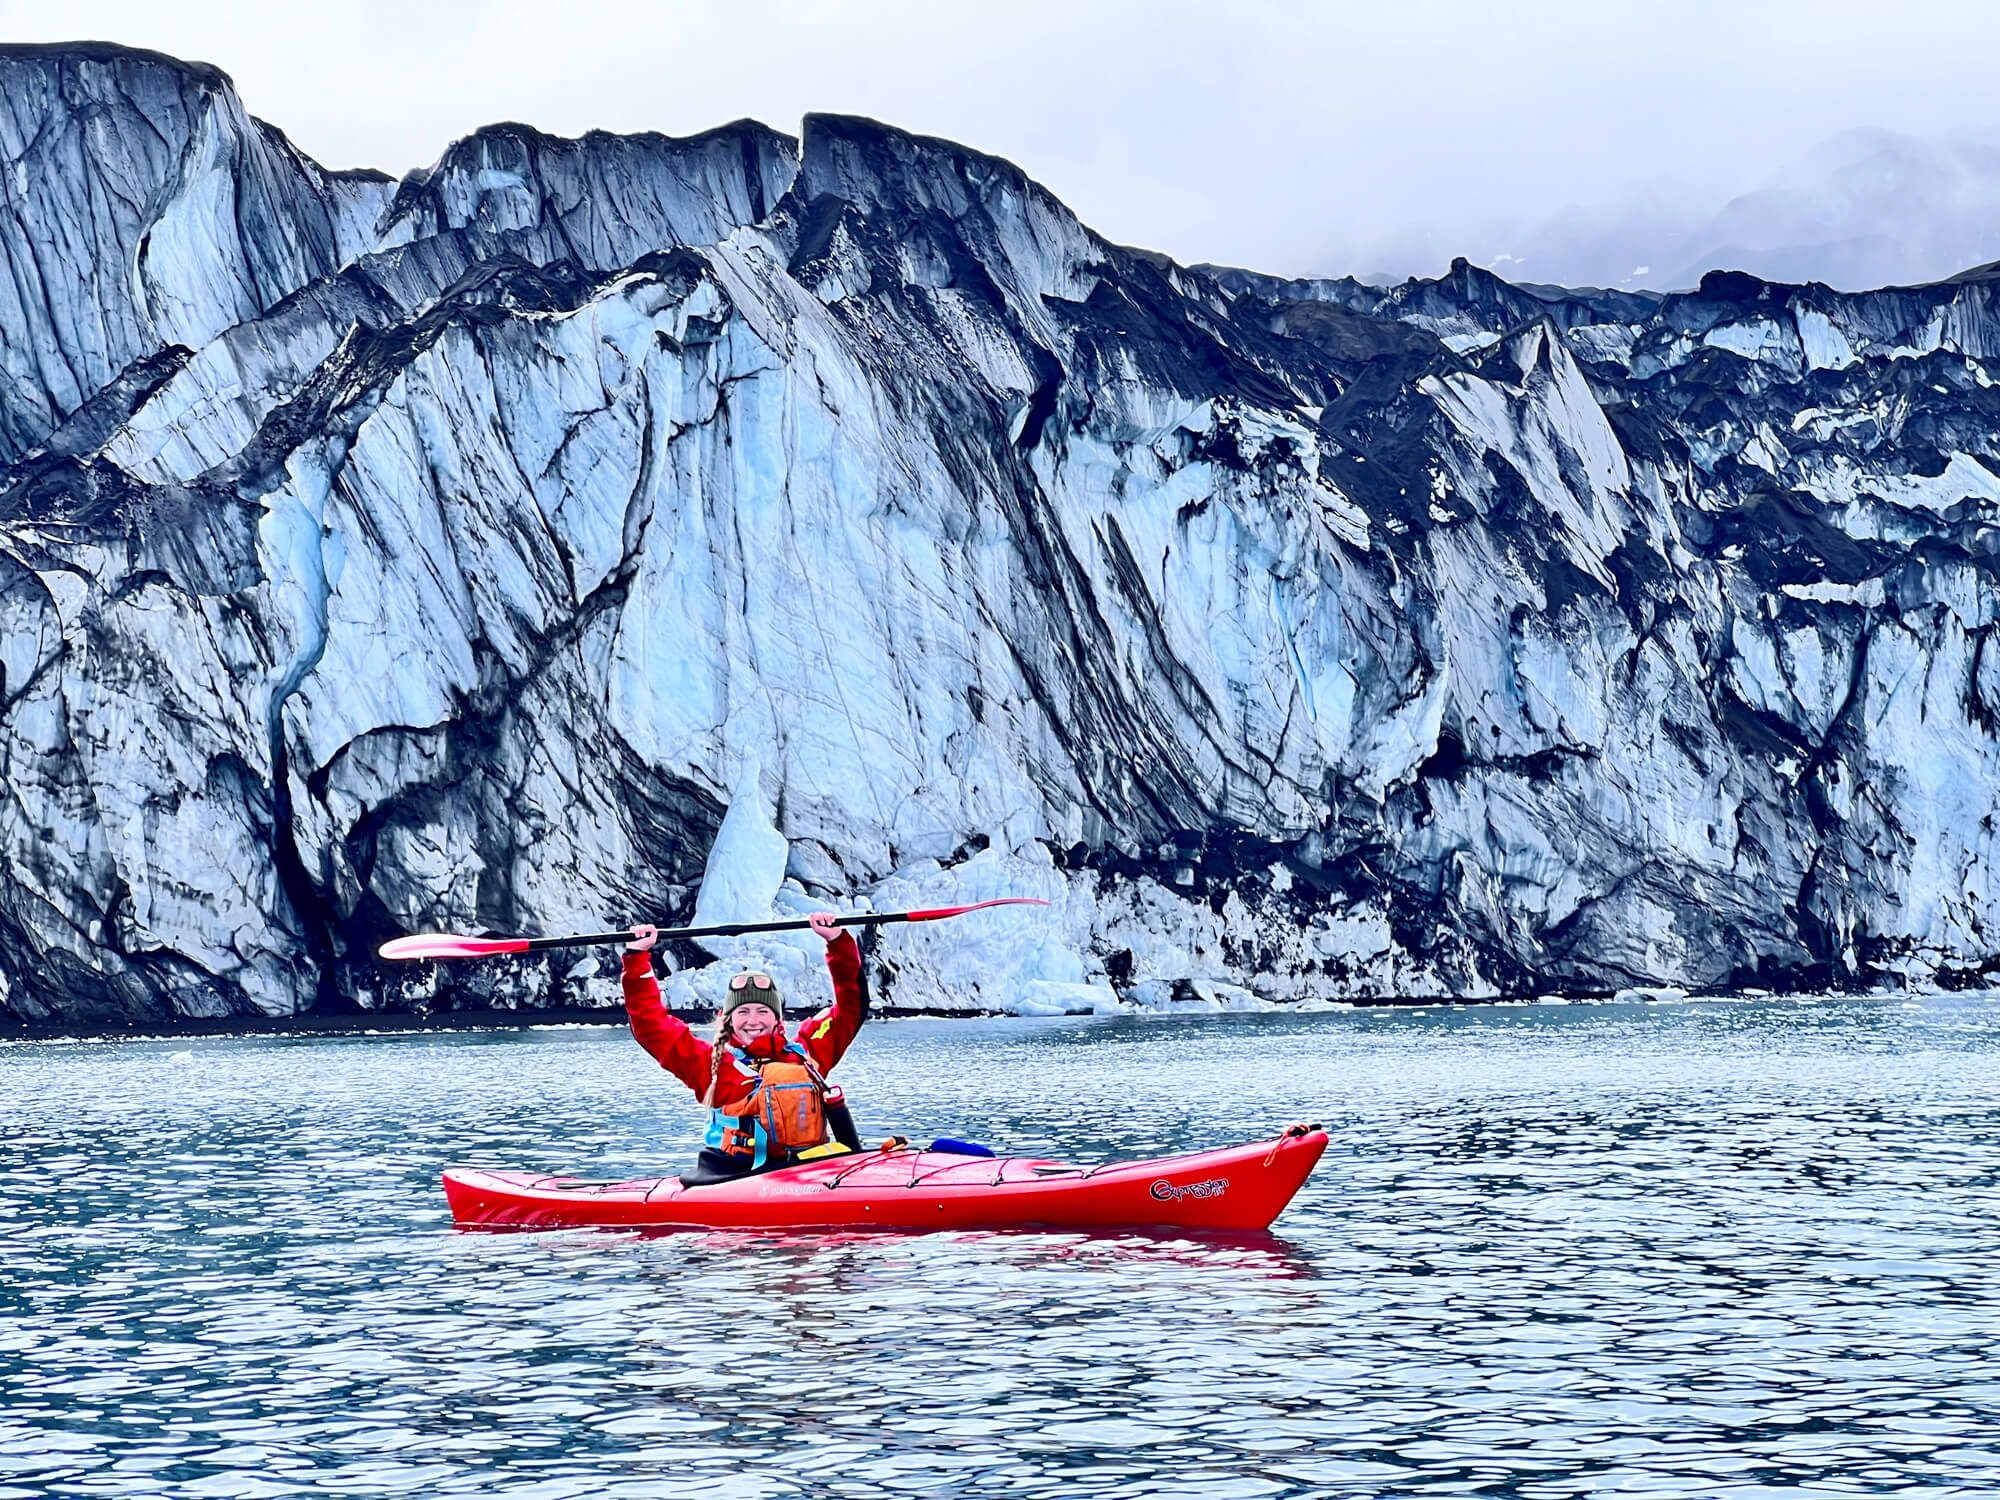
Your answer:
[4,43,2000,1027]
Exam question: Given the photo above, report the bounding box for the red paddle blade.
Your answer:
[904,897,1051,922]
[378,934,532,961]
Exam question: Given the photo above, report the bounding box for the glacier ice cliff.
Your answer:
[4,42,2000,1024]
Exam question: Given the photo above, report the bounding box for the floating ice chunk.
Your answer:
[1004,993,1074,1018]
[1007,981,1124,1016]
[1125,978,1277,1012]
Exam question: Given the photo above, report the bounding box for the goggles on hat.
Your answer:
[729,972,776,993]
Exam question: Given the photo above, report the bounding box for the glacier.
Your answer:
[3,42,1999,1025]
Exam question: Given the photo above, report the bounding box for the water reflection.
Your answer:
[624,1224,1320,1280]
[3,993,1999,1496]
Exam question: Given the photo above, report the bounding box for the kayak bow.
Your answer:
[443,1126,1327,1234]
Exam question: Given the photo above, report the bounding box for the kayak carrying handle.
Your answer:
[1263,1123,1324,1167]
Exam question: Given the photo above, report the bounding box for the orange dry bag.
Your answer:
[748,1060,827,1150]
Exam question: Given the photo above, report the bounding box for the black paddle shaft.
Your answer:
[522,911,921,952]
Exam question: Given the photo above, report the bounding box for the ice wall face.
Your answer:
[374,119,799,266]
[0,44,394,466]
[3,44,1999,1024]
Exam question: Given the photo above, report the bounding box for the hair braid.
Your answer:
[703,1016,731,1110]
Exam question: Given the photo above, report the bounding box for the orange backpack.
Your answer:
[747,1058,828,1150]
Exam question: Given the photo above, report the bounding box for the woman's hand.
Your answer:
[808,912,841,945]
[626,923,659,952]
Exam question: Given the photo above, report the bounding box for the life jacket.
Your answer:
[706,1041,829,1169]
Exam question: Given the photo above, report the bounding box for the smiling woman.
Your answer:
[619,910,865,1177]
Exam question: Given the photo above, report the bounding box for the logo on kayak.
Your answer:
[1149,1176,1229,1203]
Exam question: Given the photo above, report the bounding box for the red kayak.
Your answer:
[443,1125,1327,1233]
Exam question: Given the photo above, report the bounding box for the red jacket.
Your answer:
[622,932,866,1111]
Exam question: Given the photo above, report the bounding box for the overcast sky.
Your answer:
[6,0,2000,281]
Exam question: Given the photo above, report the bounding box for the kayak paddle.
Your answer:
[377,898,1050,962]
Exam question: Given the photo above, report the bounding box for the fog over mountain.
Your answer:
[5,42,2000,1027]
[14,0,2000,292]
[1377,128,2000,295]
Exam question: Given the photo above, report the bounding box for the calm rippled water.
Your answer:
[5,994,2000,1498]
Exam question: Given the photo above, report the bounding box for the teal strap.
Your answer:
[727,1042,815,1170]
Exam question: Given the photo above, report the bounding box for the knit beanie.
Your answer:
[719,972,785,1038]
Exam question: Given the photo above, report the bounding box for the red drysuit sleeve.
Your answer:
[794,931,866,1074]
[622,951,713,1100]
